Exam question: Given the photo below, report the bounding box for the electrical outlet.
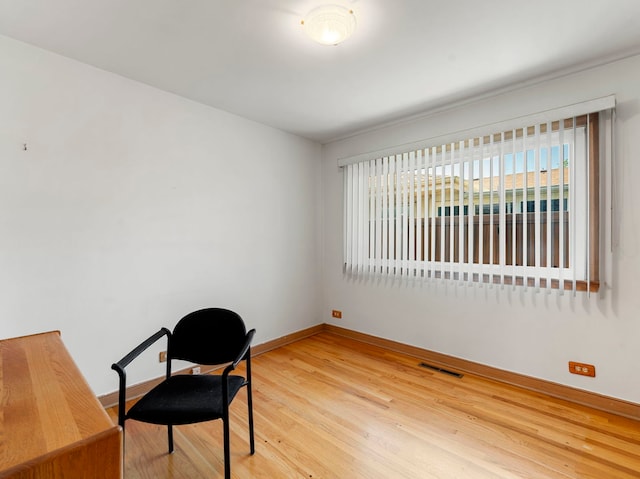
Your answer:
[332,309,342,319]
[159,351,167,363]
[191,366,201,375]
[568,361,596,377]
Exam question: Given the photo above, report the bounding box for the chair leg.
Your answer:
[223,418,231,479]
[168,424,174,454]
[121,422,126,455]
[247,383,255,454]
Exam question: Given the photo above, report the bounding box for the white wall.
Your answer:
[0,35,322,396]
[322,54,640,404]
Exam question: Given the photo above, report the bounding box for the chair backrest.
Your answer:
[170,308,249,365]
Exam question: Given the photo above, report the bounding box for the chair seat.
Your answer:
[127,374,247,425]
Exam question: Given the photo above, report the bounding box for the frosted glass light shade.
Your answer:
[301,5,356,46]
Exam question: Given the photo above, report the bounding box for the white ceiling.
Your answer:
[2,0,640,143]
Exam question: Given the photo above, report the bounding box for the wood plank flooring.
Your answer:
[107,332,640,478]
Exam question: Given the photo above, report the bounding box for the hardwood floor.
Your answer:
[107,332,640,478]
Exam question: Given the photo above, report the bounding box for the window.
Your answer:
[342,102,614,292]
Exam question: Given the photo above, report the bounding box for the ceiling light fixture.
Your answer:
[301,5,356,46]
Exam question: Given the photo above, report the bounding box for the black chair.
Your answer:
[111,308,255,479]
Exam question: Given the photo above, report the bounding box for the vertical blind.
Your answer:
[341,97,615,292]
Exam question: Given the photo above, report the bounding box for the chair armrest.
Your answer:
[110,327,170,426]
[221,329,255,409]
[112,328,171,372]
[222,328,256,377]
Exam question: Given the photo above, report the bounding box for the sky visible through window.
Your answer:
[426,144,569,180]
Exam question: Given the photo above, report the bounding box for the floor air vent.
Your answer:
[419,362,463,378]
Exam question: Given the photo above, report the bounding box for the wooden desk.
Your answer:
[0,331,122,479]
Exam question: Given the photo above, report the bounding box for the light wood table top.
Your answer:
[0,331,122,478]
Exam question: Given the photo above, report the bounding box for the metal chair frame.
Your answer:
[112,309,255,479]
